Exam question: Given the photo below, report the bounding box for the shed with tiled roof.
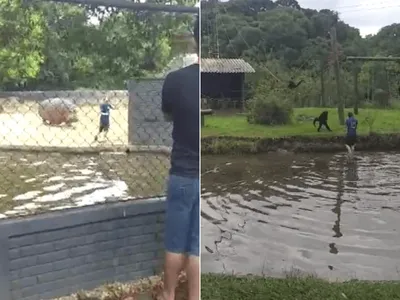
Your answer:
[201,58,255,110]
[201,58,255,74]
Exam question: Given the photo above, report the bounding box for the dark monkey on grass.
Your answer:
[313,111,332,132]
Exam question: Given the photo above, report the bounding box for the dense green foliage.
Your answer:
[0,0,196,90]
[247,91,293,125]
[201,0,400,116]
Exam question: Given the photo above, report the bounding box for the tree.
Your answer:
[0,0,196,90]
[0,0,45,88]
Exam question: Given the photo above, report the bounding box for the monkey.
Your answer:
[313,111,332,132]
[288,79,304,89]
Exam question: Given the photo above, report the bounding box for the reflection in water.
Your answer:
[331,159,359,253]
[329,159,358,243]
[332,158,344,240]
[201,152,400,280]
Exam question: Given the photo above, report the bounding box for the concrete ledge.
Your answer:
[0,144,172,155]
[0,197,166,300]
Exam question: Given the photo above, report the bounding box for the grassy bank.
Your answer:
[201,274,400,300]
[201,108,400,154]
[201,108,400,138]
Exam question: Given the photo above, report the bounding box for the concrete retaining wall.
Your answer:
[0,90,128,105]
[127,79,173,147]
[0,197,165,300]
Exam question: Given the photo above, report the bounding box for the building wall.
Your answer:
[0,197,165,300]
[0,90,128,105]
[201,73,244,102]
[127,79,173,147]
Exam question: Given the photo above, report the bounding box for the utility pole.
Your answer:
[320,58,326,107]
[330,27,345,125]
[352,66,360,115]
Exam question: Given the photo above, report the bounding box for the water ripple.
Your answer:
[0,151,169,217]
[201,152,400,280]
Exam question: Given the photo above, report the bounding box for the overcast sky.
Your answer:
[297,0,400,36]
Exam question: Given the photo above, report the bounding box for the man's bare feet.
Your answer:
[157,291,173,300]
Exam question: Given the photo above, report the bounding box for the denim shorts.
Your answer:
[164,174,199,256]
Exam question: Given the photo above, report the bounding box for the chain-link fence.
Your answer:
[0,0,198,218]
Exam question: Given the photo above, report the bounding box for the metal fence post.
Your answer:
[127,80,136,146]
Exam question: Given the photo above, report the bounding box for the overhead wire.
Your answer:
[298,0,397,10]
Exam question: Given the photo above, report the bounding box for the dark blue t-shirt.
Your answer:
[100,103,112,124]
[161,64,199,178]
[346,116,358,136]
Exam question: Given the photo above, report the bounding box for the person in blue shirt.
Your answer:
[345,112,358,157]
[94,100,113,141]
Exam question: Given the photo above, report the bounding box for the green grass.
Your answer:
[201,108,400,138]
[201,274,400,300]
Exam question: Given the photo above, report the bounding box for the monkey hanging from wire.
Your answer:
[288,77,304,89]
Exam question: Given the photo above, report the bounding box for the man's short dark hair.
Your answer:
[348,112,353,118]
[193,15,199,49]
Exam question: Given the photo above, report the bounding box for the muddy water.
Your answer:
[0,151,169,218]
[201,152,400,281]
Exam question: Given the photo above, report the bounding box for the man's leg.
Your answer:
[94,131,100,142]
[350,142,356,158]
[348,136,356,158]
[162,253,186,300]
[103,125,109,140]
[352,136,357,153]
[94,124,104,141]
[186,178,200,300]
[344,136,351,154]
[162,175,194,300]
[346,139,354,159]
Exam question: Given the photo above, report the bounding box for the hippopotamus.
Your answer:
[38,98,78,125]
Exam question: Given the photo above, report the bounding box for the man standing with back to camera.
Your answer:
[159,15,200,300]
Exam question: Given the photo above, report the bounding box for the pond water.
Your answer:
[201,152,400,281]
[0,151,169,218]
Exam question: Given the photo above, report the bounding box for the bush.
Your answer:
[247,93,293,125]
